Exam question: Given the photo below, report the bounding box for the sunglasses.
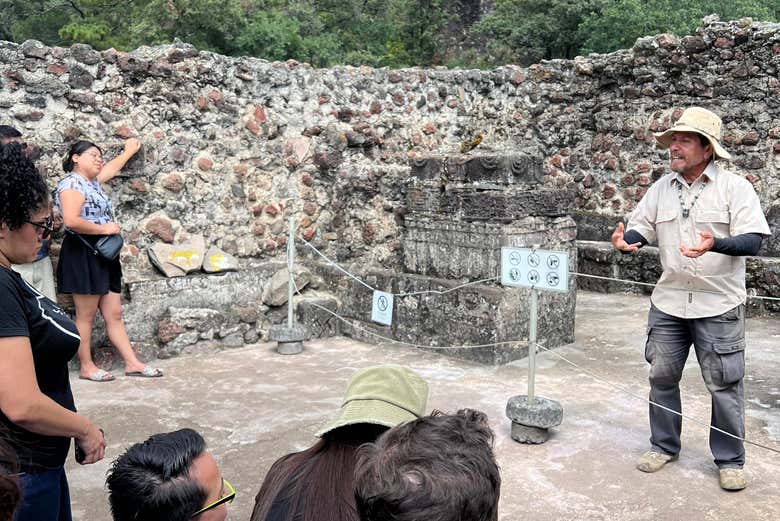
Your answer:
[191,478,235,518]
[26,218,54,239]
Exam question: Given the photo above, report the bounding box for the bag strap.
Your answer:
[66,229,100,256]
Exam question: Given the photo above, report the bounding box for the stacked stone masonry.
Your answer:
[2,17,779,360]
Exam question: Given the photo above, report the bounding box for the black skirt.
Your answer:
[57,233,122,295]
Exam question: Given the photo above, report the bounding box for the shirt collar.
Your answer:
[670,160,718,187]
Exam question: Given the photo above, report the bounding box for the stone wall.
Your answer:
[1,17,779,358]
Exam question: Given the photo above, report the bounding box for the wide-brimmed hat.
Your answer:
[316,365,429,437]
[654,107,731,160]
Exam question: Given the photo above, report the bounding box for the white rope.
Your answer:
[291,276,526,350]
[299,237,500,296]
[534,341,780,456]
[569,271,780,302]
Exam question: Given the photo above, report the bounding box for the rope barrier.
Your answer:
[534,341,780,456]
[299,237,780,302]
[290,235,780,455]
[291,276,527,351]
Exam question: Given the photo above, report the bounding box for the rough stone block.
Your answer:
[262,267,313,306]
[506,395,563,429]
[510,422,550,444]
[310,263,575,365]
[409,155,545,186]
[403,216,577,281]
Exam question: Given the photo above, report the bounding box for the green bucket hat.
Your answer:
[316,365,429,437]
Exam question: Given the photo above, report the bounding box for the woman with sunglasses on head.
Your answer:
[57,139,162,382]
[0,142,106,521]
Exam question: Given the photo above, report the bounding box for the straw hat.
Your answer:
[654,107,731,160]
[316,365,429,437]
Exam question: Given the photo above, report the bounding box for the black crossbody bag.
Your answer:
[68,230,124,261]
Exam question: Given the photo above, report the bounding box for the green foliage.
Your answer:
[579,0,778,55]
[475,0,599,65]
[1,0,778,67]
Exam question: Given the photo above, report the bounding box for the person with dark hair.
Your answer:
[611,107,771,490]
[250,365,429,521]
[0,142,106,521]
[0,435,21,521]
[0,126,58,301]
[106,428,234,521]
[0,126,23,143]
[354,408,501,521]
[56,138,162,382]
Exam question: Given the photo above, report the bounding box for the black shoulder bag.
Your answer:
[68,230,124,261]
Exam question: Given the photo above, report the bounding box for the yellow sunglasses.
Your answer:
[191,478,235,518]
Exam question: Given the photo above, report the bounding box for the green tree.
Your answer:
[579,0,778,54]
[473,0,600,65]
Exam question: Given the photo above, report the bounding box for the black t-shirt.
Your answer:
[0,266,80,472]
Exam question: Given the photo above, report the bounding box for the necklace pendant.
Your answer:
[682,209,689,219]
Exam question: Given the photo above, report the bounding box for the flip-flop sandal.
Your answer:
[78,369,116,382]
[125,366,163,378]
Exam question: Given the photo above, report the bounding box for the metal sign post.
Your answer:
[287,217,295,328]
[528,288,537,403]
[501,246,567,444]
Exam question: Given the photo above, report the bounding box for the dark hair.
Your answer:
[106,428,209,521]
[355,409,501,521]
[0,143,49,230]
[62,140,101,172]
[251,423,388,521]
[0,126,21,140]
[0,434,20,521]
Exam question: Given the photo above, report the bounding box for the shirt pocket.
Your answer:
[655,206,678,247]
[697,210,730,237]
[696,210,733,276]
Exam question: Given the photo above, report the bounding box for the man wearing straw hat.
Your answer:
[611,107,770,490]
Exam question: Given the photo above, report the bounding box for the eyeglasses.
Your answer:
[191,478,235,518]
[26,218,54,239]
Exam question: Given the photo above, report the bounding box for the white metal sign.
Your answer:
[500,247,569,292]
[371,290,394,326]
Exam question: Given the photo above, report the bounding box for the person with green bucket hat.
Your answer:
[250,365,429,521]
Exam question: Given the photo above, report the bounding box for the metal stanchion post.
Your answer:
[527,288,537,403]
[270,217,306,355]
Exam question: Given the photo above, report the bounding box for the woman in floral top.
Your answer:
[56,139,162,382]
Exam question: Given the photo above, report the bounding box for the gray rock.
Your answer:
[20,40,48,59]
[510,422,550,444]
[262,267,312,306]
[505,395,563,429]
[70,43,101,65]
[148,235,206,276]
[203,246,239,273]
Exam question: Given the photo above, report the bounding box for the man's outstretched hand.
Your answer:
[680,231,714,258]
[611,222,642,252]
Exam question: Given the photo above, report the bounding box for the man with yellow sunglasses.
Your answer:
[107,429,235,520]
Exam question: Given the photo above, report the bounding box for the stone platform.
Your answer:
[65,291,780,521]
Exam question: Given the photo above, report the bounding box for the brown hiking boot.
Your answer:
[719,468,747,491]
[636,450,678,473]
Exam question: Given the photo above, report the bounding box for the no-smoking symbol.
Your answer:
[509,252,522,265]
[377,295,389,311]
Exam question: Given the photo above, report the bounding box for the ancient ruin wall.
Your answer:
[1,18,779,286]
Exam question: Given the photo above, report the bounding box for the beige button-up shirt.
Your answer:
[627,162,770,319]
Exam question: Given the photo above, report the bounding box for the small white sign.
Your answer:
[500,247,569,292]
[371,290,394,326]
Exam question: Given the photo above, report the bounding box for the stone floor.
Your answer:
[66,291,780,521]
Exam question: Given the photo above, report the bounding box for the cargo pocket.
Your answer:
[713,340,745,386]
[644,327,654,364]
